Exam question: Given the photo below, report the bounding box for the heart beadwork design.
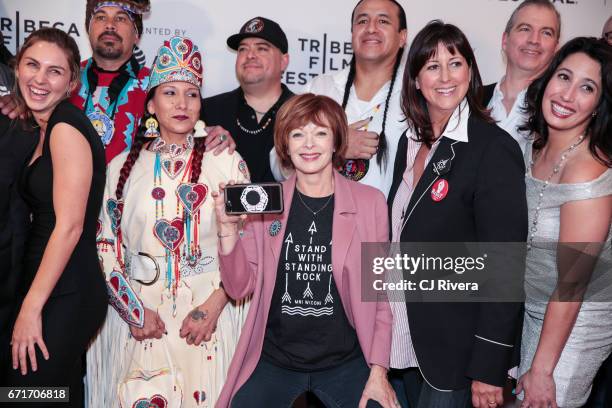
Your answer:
[132,394,168,408]
[177,183,208,214]
[154,218,185,252]
[193,390,207,404]
[161,158,186,179]
[107,270,143,328]
[106,199,124,234]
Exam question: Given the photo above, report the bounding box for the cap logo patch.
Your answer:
[244,18,264,33]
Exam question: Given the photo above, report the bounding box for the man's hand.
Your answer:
[204,125,236,155]
[345,118,379,160]
[0,94,25,119]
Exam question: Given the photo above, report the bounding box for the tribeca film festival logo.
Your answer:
[283,34,353,86]
[1,11,81,53]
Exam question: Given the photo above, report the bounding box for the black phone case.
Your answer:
[224,182,284,215]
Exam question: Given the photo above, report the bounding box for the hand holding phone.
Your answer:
[224,182,284,215]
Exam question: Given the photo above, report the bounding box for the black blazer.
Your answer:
[482,83,497,107]
[0,115,37,379]
[388,114,527,390]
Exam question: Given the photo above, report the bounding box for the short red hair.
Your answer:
[274,93,348,170]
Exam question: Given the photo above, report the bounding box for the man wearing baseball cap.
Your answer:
[203,16,294,182]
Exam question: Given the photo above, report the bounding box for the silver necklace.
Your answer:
[527,134,585,250]
[296,190,333,216]
[236,116,272,135]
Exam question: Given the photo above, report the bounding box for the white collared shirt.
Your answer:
[487,80,531,153]
[303,65,407,198]
[388,101,469,369]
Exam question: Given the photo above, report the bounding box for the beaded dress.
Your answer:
[86,138,250,408]
[518,143,612,408]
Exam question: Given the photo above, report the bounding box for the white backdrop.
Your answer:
[1,0,610,97]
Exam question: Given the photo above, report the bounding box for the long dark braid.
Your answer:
[341,57,356,110]
[189,138,206,183]
[344,0,407,170]
[115,124,148,201]
[341,48,403,169]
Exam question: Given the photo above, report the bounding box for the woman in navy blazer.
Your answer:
[387,21,527,408]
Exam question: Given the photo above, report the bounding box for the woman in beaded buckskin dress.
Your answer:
[86,37,250,408]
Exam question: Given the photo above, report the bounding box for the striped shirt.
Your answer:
[388,102,469,369]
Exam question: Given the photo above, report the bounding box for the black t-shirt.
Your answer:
[262,189,360,371]
[202,84,294,183]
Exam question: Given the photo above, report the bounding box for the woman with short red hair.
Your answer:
[213,93,396,408]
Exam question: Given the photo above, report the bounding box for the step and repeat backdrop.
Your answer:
[1,0,610,96]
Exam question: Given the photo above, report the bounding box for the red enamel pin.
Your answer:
[431,179,449,202]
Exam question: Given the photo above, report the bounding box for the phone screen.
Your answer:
[224,183,284,215]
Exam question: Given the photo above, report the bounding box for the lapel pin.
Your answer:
[432,157,452,176]
[431,179,449,202]
[269,219,282,236]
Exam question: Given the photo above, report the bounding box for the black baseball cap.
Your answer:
[227,17,288,54]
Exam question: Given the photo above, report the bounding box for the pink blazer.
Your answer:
[216,171,392,407]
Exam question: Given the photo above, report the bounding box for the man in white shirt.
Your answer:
[483,0,560,153]
[303,0,407,198]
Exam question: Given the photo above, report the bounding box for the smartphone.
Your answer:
[224,182,284,215]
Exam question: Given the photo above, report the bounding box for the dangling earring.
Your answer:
[144,117,160,138]
[193,120,208,138]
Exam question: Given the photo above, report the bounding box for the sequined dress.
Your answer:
[518,143,612,408]
[86,143,251,408]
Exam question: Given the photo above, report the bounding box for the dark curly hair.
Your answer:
[520,37,612,167]
[114,87,206,201]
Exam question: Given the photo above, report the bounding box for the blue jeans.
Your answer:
[231,355,383,408]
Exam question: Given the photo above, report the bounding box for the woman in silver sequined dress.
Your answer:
[516,37,612,408]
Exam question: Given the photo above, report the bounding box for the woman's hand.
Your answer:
[471,380,503,407]
[516,368,558,408]
[212,181,245,231]
[11,304,49,375]
[179,288,229,346]
[129,307,166,341]
[212,181,247,255]
[358,365,399,408]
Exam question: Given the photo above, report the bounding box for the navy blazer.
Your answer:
[388,113,527,390]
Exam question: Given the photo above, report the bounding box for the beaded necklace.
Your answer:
[236,116,272,135]
[527,134,585,250]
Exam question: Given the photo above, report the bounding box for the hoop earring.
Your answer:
[144,117,160,138]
